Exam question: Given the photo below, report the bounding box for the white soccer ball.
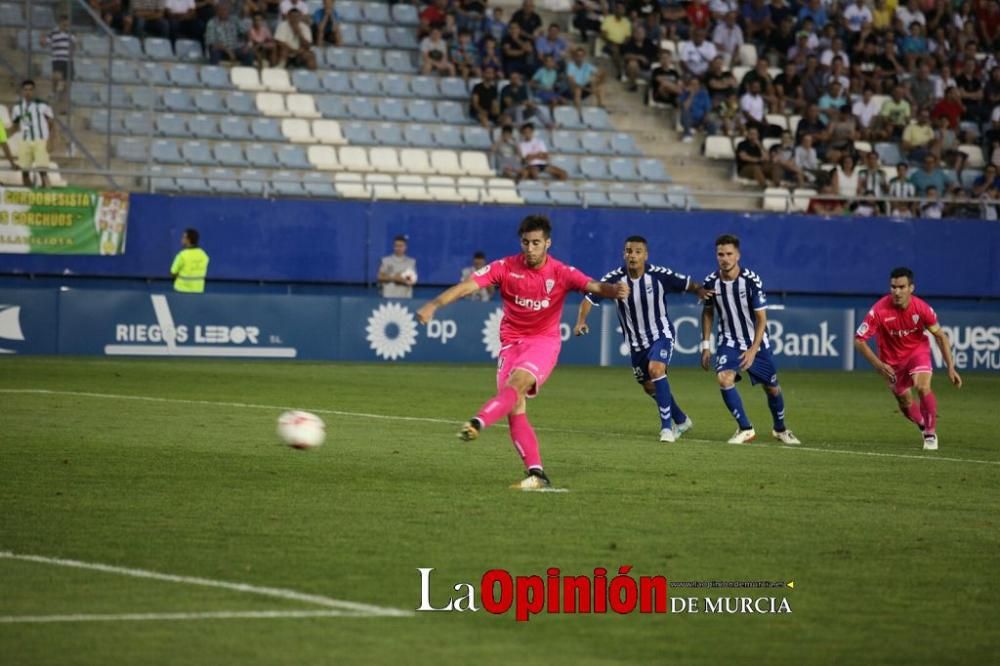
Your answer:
[400,268,418,285]
[277,410,326,449]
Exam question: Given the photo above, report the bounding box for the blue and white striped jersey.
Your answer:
[702,267,770,351]
[587,264,690,352]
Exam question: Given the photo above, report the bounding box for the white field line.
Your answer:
[0,552,412,618]
[2,388,999,467]
[0,610,363,624]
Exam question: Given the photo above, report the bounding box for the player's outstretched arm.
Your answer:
[686,280,714,301]
[700,302,714,371]
[929,325,963,388]
[574,298,593,336]
[585,280,629,300]
[416,279,482,324]
[853,337,896,383]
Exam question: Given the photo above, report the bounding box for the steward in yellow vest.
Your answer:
[170,228,209,293]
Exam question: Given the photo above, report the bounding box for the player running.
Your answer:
[573,235,713,442]
[416,215,629,490]
[854,267,962,450]
[700,234,801,445]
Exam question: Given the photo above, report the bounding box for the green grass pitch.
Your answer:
[1,357,998,665]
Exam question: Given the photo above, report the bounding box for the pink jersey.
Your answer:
[472,253,593,342]
[855,295,939,367]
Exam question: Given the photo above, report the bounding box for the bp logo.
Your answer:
[366,303,418,361]
[481,308,504,358]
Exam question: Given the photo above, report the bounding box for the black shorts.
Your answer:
[53,60,72,80]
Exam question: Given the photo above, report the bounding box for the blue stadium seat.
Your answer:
[355,48,384,70]
[213,142,245,167]
[666,186,695,209]
[384,50,417,74]
[411,76,441,98]
[116,137,148,162]
[277,145,311,169]
[272,170,306,197]
[116,36,143,57]
[322,47,355,70]
[434,126,464,148]
[552,130,583,154]
[239,169,268,196]
[188,115,220,139]
[0,2,24,26]
[436,101,467,125]
[172,167,208,193]
[111,61,138,84]
[518,181,550,204]
[377,98,408,121]
[163,88,195,112]
[316,95,347,118]
[550,155,581,179]
[391,3,419,25]
[608,184,639,207]
[303,172,339,197]
[404,124,435,147]
[462,126,491,150]
[381,75,409,97]
[81,34,110,57]
[347,97,378,120]
[139,62,171,86]
[152,138,184,164]
[579,182,611,207]
[209,167,243,195]
[387,27,418,49]
[251,118,283,141]
[582,107,612,130]
[144,37,175,60]
[320,71,352,93]
[609,157,640,181]
[76,59,108,83]
[361,25,389,48]
[156,114,187,137]
[293,70,323,93]
[89,109,122,134]
[127,87,154,110]
[440,77,468,99]
[337,1,364,22]
[340,24,360,46]
[175,39,203,62]
[181,140,215,165]
[194,90,226,113]
[637,186,671,208]
[580,156,609,180]
[149,165,177,192]
[71,84,99,107]
[554,106,584,129]
[351,73,380,95]
[245,143,278,168]
[611,132,642,156]
[373,123,404,145]
[581,131,610,154]
[169,64,200,87]
[225,91,256,114]
[548,182,580,206]
[30,4,56,27]
[16,29,45,51]
[638,158,671,183]
[363,2,392,23]
[875,142,903,167]
[220,116,252,140]
[200,65,232,89]
[123,112,153,135]
[342,121,374,144]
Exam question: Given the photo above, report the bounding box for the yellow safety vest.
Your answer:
[171,247,210,293]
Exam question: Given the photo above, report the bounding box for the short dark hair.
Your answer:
[473,251,486,260]
[890,267,914,282]
[518,214,551,238]
[625,235,648,246]
[393,234,407,243]
[715,233,740,249]
[21,79,35,88]
[501,124,513,134]
[184,228,200,245]
[521,122,535,131]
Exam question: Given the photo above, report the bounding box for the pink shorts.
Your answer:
[497,336,562,397]
[887,349,933,395]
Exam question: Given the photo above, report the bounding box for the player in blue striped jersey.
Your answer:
[575,236,712,442]
[700,234,801,445]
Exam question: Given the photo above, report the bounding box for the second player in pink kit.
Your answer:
[854,267,962,451]
[417,215,629,490]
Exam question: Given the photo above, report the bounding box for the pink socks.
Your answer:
[476,386,519,429]
[508,413,542,470]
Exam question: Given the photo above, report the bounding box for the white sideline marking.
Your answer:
[0,610,361,624]
[0,552,412,618]
[2,388,999,467]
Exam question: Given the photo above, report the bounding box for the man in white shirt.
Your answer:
[712,11,744,65]
[740,79,767,134]
[843,0,873,33]
[852,87,882,138]
[164,0,201,43]
[679,28,717,79]
[10,79,55,188]
[518,123,567,180]
[820,37,850,68]
[280,0,311,17]
[275,8,316,69]
[895,0,925,31]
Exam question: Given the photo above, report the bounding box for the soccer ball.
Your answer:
[400,268,418,285]
[277,411,326,449]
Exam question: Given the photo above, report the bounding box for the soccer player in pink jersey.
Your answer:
[416,215,630,490]
[854,267,962,451]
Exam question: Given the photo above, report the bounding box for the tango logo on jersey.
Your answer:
[514,295,550,310]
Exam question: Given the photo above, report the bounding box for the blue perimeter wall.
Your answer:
[1,194,999,298]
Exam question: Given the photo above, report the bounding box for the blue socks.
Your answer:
[653,375,673,429]
[721,386,752,430]
[671,397,688,427]
[768,389,786,431]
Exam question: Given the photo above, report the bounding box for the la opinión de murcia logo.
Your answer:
[417,568,793,621]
